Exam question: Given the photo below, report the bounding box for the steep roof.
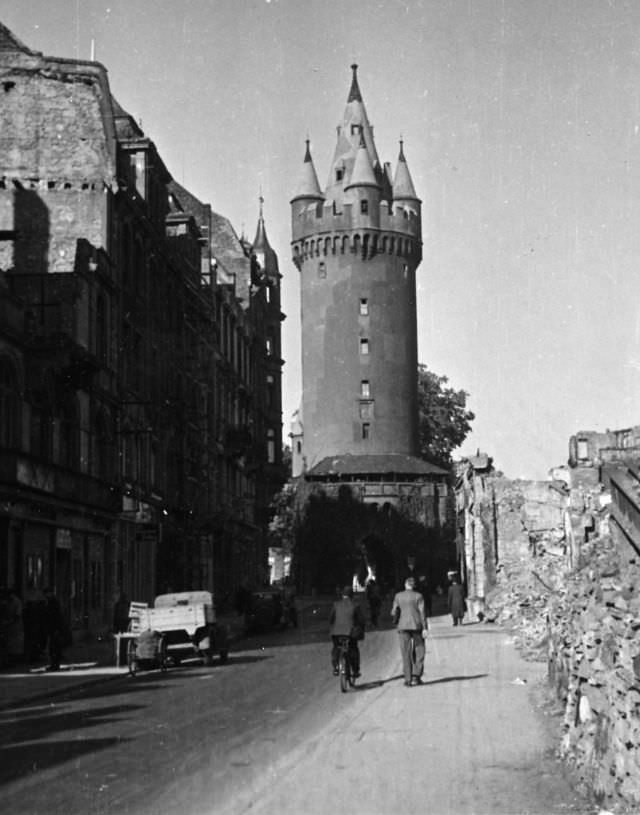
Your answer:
[324,64,383,203]
[345,135,379,190]
[291,139,324,202]
[392,140,419,202]
[306,454,448,480]
[251,195,279,280]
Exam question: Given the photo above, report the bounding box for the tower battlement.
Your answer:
[292,198,421,243]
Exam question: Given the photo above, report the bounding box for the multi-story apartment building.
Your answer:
[0,23,284,642]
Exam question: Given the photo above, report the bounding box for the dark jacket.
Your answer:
[329,598,365,639]
[448,582,466,618]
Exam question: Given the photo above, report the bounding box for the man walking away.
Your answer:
[391,576,428,686]
[329,586,365,678]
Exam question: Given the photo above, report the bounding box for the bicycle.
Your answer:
[335,635,357,692]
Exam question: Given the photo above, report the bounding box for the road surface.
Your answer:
[0,608,594,815]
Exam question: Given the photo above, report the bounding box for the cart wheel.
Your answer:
[127,640,138,677]
[159,637,168,672]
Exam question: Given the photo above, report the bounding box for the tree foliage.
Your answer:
[417,364,475,468]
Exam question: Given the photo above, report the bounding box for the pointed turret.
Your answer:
[251,195,279,283]
[344,134,379,191]
[325,64,382,205]
[392,139,420,203]
[291,139,324,203]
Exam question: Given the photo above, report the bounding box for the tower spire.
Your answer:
[291,139,324,203]
[347,63,362,102]
[393,138,420,202]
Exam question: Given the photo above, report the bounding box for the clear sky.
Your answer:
[4,0,640,479]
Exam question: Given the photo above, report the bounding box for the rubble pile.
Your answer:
[547,534,640,812]
[484,533,567,662]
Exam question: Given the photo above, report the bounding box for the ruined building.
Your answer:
[289,66,448,588]
[0,24,285,640]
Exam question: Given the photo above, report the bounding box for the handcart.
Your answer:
[127,628,168,676]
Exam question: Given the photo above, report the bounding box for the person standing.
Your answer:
[416,574,432,618]
[329,586,365,678]
[391,576,428,687]
[365,578,382,627]
[4,587,24,665]
[447,574,466,626]
[43,587,67,671]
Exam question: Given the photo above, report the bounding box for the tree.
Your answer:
[417,364,475,468]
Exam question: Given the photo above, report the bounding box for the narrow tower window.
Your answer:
[318,261,326,279]
[359,338,369,355]
[360,380,370,398]
[360,200,369,214]
[359,298,369,316]
[362,423,370,440]
[336,168,344,181]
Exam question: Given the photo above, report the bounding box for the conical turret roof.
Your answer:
[325,64,382,203]
[291,139,324,202]
[393,139,420,202]
[251,195,279,281]
[345,134,379,190]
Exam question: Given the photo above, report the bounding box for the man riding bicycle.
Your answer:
[329,586,365,678]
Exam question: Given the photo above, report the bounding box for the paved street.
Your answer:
[0,602,595,815]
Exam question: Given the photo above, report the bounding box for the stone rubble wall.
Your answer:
[479,476,640,813]
[547,535,640,813]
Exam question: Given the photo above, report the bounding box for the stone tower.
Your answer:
[291,65,422,471]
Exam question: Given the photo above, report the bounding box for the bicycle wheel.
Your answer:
[339,652,349,693]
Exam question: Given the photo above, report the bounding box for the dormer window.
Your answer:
[336,168,344,182]
[351,124,361,135]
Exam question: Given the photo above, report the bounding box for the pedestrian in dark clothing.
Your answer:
[43,588,67,671]
[329,586,365,677]
[112,590,130,633]
[365,579,382,626]
[391,576,428,686]
[447,575,466,626]
[416,575,432,617]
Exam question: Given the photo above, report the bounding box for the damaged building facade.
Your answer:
[0,24,285,639]
[455,429,640,812]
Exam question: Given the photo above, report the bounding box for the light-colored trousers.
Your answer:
[398,629,425,682]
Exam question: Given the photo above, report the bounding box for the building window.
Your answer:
[318,261,326,279]
[359,298,369,316]
[360,199,368,214]
[336,168,344,181]
[359,338,369,355]
[351,124,361,135]
[96,294,107,362]
[359,402,374,420]
[361,380,370,398]
[362,423,370,440]
[0,358,19,448]
[267,428,275,464]
[577,439,588,460]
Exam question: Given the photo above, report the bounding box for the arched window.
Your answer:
[0,358,19,449]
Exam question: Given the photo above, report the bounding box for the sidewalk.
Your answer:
[0,606,251,711]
